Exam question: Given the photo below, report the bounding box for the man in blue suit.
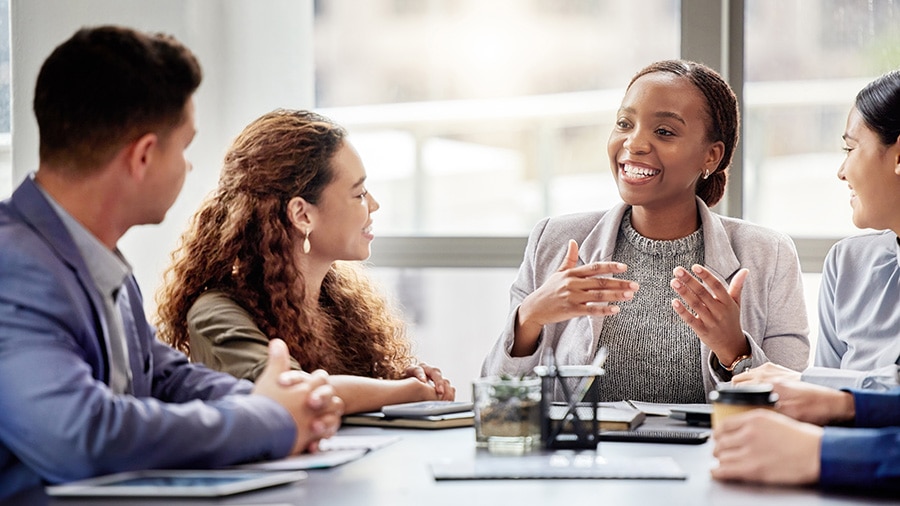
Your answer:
[0,25,344,500]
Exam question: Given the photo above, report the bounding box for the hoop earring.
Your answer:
[303,232,311,254]
[702,169,710,180]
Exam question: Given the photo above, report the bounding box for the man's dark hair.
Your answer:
[33,25,202,173]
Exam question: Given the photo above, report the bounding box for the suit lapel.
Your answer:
[574,201,630,352]
[696,197,741,283]
[11,176,114,382]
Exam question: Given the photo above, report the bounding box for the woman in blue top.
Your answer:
[713,69,900,491]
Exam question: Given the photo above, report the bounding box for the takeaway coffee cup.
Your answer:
[708,383,778,428]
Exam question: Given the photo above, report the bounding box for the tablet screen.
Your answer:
[45,469,308,497]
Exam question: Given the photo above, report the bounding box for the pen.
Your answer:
[572,346,609,405]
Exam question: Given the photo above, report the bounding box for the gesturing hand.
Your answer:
[670,265,749,365]
[513,240,639,356]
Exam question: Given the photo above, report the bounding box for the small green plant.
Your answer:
[491,374,539,402]
[475,375,542,446]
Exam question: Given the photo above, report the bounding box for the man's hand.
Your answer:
[253,339,344,454]
[732,364,855,426]
[770,381,855,426]
[712,409,823,485]
[732,362,801,385]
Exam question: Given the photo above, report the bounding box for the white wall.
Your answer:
[10,0,315,316]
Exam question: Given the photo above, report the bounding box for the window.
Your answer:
[743,0,900,238]
[314,0,681,389]
[314,0,679,235]
[0,0,10,198]
[742,0,900,356]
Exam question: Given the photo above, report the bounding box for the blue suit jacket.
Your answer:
[0,177,295,499]
[820,389,900,492]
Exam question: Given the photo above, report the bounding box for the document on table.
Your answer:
[620,401,710,417]
[431,453,687,480]
[239,434,401,470]
[548,402,646,431]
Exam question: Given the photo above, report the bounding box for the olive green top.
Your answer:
[187,290,303,381]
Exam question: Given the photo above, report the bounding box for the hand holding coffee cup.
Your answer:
[709,383,778,429]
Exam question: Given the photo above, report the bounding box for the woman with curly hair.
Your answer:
[156,109,455,413]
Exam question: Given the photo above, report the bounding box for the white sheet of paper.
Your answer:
[239,434,402,470]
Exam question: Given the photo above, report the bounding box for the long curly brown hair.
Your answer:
[155,109,414,379]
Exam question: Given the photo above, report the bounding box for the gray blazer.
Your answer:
[482,198,810,397]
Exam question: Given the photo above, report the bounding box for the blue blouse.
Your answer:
[804,231,900,390]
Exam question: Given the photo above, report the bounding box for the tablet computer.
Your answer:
[45,469,308,498]
[381,400,474,417]
[343,409,474,429]
[669,405,713,427]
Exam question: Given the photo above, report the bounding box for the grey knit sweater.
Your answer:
[598,211,706,403]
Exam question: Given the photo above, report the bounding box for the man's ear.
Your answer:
[286,196,314,230]
[126,132,158,182]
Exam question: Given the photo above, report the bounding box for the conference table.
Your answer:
[17,417,899,506]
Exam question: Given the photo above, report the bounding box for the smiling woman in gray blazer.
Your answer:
[482,60,810,403]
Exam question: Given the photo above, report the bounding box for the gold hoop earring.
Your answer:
[303,232,311,254]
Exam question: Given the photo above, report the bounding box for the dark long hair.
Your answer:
[855,69,900,146]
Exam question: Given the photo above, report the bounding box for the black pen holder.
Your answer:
[535,366,602,450]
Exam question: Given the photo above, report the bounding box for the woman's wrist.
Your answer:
[516,298,543,331]
[401,376,438,400]
[511,305,542,357]
[713,336,752,368]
